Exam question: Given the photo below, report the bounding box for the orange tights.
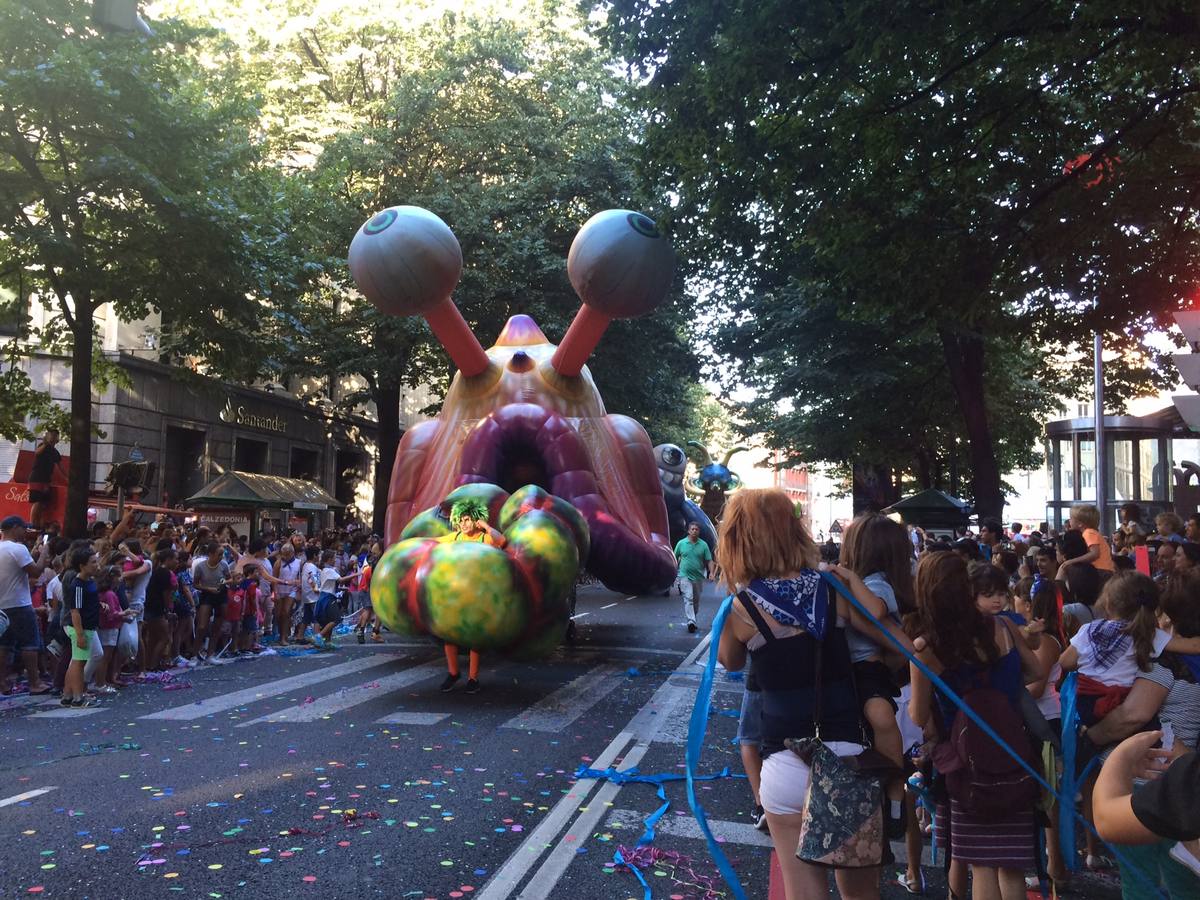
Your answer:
[444,645,480,680]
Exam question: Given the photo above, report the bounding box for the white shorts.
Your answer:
[759,741,865,816]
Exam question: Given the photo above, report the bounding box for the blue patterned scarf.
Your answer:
[743,571,829,639]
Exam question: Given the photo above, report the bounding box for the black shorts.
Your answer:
[28,488,51,504]
[197,586,227,612]
[853,659,900,711]
[1,606,44,653]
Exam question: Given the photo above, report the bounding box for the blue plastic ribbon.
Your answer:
[613,848,652,900]
[685,594,750,900]
[818,572,1164,899]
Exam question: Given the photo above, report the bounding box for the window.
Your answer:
[234,437,269,474]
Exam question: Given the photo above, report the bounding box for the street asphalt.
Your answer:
[0,583,1125,899]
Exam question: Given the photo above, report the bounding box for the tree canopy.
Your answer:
[601,0,1200,514]
[161,0,706,529]
[0,0,310,532]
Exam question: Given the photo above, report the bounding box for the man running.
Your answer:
[435,499,505,694]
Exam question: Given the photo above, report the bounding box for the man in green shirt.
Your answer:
[674,522,713,633]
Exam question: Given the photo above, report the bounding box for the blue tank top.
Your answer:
[933,640,1023,734]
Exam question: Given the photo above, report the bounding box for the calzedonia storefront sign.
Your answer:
[219,398,288,434]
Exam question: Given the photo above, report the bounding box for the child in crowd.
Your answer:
[171,550,195,665]
[236,563,260,654]
[1060,571,1200,726]
[354,545,381,643]
[295,547,322,643]
[1059,504,1115,573]
[313,550,355,650]
[95,565,131,692]
[835,513,916,838]
[62,548,100,708]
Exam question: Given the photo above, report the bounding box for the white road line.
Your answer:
[30,707,106,719]
[141,653,404,721]
[237,659,445,726]
[374,711,451,725]
[606,807,773,848]
[0,693,59,713]
[599,603,617,609]
[500,662,636,733]
[568,611,591,620]
[559,644,686,658]
[0,787,57,808]
[476,633,712,900]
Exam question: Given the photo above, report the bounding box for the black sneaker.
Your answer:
[687,622,698,633]
[439,673,460,693]
[885,799,905,840]
[464,678,481,694]
[753,804,769,832]
[356,629,365,644]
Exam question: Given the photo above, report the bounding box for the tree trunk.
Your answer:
[939,327,1004,519]
[65,308,93,538]
[915,448,933,490]
[373,383,401,537]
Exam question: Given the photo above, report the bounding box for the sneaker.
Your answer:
[371,632,383,643]
[439,673,460,693]
[356,630,365,645]
[174,656,188,667]
[464,678,481,694]
[75,696,96,708]
[60,696,76,707]
[687,622,698,633]
[93,685,118,695]
[753,804,769,832]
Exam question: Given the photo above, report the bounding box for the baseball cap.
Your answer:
[1,515,33,530]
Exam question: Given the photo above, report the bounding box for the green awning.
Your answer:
[184,470,344,510]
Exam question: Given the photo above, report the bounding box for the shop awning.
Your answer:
[184,471,345,511]
[882,489,972,527]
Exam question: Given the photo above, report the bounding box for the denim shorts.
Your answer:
[1,605,44,653]
[736,688,763,746]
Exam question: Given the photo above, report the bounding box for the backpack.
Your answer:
[934,685,1040,817]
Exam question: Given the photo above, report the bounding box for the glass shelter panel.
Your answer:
[1079,440,1096,501]
[1112,439,1134,503]
[1061,438,1076,502]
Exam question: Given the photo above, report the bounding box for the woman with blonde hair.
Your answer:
[717,490,900,900]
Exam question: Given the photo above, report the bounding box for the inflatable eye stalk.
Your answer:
[348,206,490,376]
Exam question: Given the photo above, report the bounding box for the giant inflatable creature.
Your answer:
[685,441,749,523]
[350,205,679,655]
[654,443,717,552]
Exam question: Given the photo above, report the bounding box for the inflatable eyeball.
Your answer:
[371,483,590,655]
[567,209,675,318]
[348,206,463,317]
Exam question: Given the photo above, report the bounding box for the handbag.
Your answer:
[790,597,895,868]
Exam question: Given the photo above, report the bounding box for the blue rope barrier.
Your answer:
[685,594,750,900]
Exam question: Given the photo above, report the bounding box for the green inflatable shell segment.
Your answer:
[504,510,579,624]
[372,482,591,657]
[399,507,452,540]
[420,541,528,649]
[369,537,435,636]
[498,484,590,564]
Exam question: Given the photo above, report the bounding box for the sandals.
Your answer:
[901,870,925,894]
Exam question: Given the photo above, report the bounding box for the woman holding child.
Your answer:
[716,490,906,900]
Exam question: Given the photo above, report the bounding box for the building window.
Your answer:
[163,426,206,506]
[290,446,321,482]
[235,437,269,474]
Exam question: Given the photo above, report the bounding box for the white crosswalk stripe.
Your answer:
[237,659,447,726]
[500,661,638,733]
[375,711,451,725]
[140,653,404,721]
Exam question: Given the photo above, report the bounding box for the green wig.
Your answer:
[450,498,488,524]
